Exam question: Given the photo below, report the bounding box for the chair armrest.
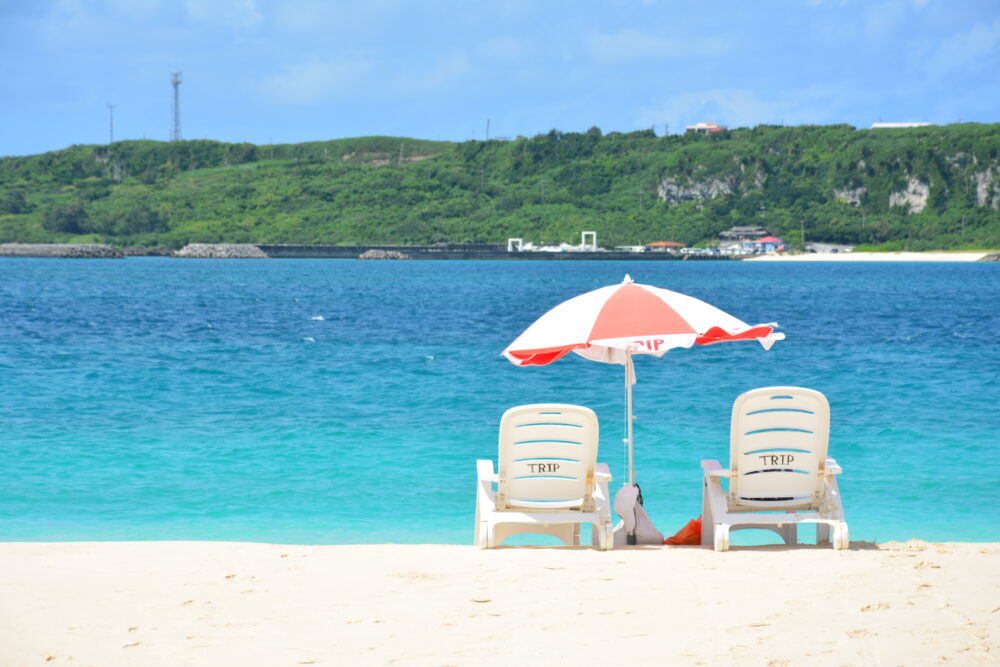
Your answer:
[594,462,612,483]
[824,457,843,475]
[476,459,498,483]
[701,459,729,477]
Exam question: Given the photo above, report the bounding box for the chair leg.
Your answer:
[480,523,494,549]
[713,524,730,552]
[817,522,831,545]
[592,521,604,550]
[474,501,482,547]
[701,481,714,546]
[833,522,849,550]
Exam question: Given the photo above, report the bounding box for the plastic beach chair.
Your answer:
[475,404,614,550]
[700,387,849,551]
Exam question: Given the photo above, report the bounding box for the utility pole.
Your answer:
[107,103,115,144]
[170,72,182,141]
[485,117,490,141]
[398,142,404,166]
[801,220,806,251]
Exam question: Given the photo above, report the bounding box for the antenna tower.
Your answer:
[170,72,182,141]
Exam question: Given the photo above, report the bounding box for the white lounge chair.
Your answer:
[701,387,849,551]
[475,404,613,550]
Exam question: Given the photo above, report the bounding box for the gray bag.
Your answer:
[613,484,664,545]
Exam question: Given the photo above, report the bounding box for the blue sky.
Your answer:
[1,0,998,156]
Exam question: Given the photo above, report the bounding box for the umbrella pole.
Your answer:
[626,350,635,487]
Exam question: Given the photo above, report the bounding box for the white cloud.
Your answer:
[865,1,906,39]
[272,0,338,33]
[636,85,853,132]
[478,36,528,62]
[924,19,1000,78]
[261,60,373,105]
[386,52,471,97]
[104,0,167,21]
[185,0,262,30]
[587,29,730,64]
[272,0,406,35]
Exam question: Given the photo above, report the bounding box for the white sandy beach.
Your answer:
[1,541,997,665]
[744,251,994,262]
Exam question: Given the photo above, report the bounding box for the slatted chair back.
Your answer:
[497,404,599,512]
[728,387,830,510]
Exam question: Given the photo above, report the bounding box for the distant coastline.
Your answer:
[1,243,997,261]
[0,243,734,261]
[745,251,996,262]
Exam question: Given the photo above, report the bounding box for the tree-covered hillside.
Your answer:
[1,124,998,250]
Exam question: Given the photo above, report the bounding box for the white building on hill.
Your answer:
[871,122,933,129]
[685,122,726,134]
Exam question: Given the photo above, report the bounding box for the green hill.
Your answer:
[1,124,998,250]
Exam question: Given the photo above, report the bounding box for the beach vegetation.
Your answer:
[0,124,998,249]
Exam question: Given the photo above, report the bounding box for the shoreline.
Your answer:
[1,540,997,665]
[3,243,997,261]
[745,251,995,262]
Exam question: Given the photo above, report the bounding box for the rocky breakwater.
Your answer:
[358,249,412,259]
[173,243,268,258]
[0,243,124,258]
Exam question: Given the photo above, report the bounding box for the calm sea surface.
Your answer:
[1,258,998,545]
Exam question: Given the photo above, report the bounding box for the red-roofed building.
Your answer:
[752,236,785,253]
[646,241,686,253]
[685,122,727,135]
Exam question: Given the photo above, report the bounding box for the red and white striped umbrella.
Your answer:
[502,275,784,486]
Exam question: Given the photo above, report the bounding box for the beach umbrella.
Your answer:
[502,275,784,489]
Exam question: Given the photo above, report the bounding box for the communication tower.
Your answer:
[170,72,182,141]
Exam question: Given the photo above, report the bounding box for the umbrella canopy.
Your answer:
[503,275,782,367]
[502,275,784,486]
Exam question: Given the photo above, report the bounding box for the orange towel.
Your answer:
[664,516,702,545]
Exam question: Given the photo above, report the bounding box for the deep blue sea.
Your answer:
[1,258,998,545]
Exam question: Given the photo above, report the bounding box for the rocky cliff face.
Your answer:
[834,187,866,206]
[973,168,1000,209]
[656,169,764,205]
[889,178,930,214]
[657,177,731,204]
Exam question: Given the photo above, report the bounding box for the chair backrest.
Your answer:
[496,404,599,511]
[728,387,830,510]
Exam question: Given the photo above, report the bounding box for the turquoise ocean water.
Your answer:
[1,258,998,545]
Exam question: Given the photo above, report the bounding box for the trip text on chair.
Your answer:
[759,454,795,465]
